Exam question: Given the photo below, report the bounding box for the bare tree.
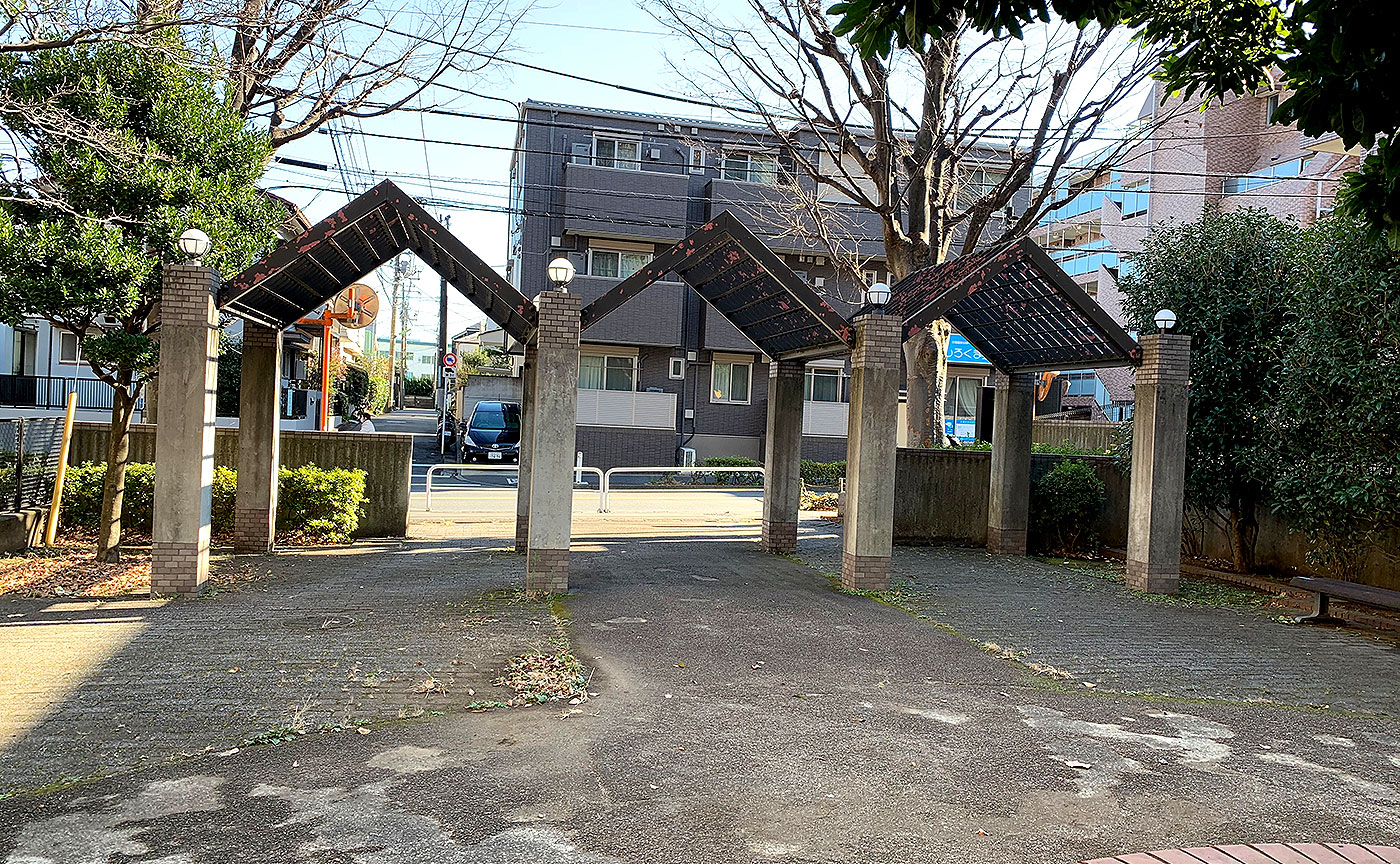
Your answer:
[218,0,526,147]
[652,0,1169,445]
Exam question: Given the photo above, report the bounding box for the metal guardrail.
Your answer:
[423,463,604,511]
[599,465,765,512]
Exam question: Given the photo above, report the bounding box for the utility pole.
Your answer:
[385,255,402,413]
[438,214,451,450]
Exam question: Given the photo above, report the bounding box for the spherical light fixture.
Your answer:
[864,282,891,307]
[1154,308,1178,332]
[177,228,211,264]
[546,256,576,291]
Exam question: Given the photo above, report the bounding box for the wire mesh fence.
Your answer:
[0,417,65,512]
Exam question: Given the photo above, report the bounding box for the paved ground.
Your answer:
[2,508,1398,863]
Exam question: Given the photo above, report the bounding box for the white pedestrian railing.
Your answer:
[423,463,604,511]
[599,465,764,512]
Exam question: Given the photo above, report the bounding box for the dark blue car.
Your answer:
[460,400,521,463]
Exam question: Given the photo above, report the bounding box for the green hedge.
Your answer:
[700,456,763,486]
[62,462,367,542]
[1030,460,1106,554]
[800,460,845,485]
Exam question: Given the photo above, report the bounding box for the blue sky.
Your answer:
[264,0,756,344]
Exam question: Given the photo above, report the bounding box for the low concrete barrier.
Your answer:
[69,422,412,537]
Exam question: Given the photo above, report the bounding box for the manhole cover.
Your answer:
[282,614,358,630]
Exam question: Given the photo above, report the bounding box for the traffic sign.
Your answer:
[442,352,458,368]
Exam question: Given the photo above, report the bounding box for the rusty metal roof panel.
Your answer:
[221,181,537,341]
[888,238,1139,372]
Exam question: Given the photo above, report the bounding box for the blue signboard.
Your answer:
[944,417,977,441]
[946,334,990,366]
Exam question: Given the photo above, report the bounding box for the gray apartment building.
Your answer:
[506,100,1007,469]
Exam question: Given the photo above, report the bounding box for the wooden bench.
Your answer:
[1290,576,1400,623]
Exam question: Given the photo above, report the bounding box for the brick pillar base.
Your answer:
[152,542,209,595]
[842,550,890,592]
[1126,558,1180,594]
[761,518,798,554]
[987,526,1027,556]
[525,548,570,594]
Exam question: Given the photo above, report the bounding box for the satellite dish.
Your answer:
[332,283,379,329]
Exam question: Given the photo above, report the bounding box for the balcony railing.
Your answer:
[802,400,849,437]
[0,374,130,411]
[576,388,677,429]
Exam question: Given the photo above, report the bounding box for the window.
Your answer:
[588,248,650,278]
[593,134,641,170]
[669,357,685,379]
[1119,179,1148,219]
[59,331,82,364]
[1223,157,1309,195]
[1265,93,1280,122]
[688,146,706,174]
[862,269,881,286]
[804,367,845,403]
[711,359,752,404]
[942,376,985,422]
[721,151,779,185]
[578,354,636,391]
[470,403,521,431]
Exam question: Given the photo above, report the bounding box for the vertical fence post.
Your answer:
[13,419,23,512]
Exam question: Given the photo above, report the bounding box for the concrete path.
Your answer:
[2,517,1397,863]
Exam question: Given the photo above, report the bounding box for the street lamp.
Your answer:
[177,228,211,264]
[547,256,576,292]
[865,281,891,307]
[1154,308,1178,332]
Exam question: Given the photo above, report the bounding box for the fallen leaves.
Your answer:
[0,547,150,597]
[491,650,590,707]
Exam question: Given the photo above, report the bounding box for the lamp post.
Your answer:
[547,257,576,292]
[177,228,211,265]
[1154,308,1178,332]
[864,282,891,307]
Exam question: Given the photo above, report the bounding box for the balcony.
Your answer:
[802,400,848,437]
[0,374,125,411]
[706,178,886,258]
[576,388,677,429]
[563,162,690,243]
[571,275,684,347]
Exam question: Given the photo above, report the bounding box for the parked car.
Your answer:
[459,400,521,463]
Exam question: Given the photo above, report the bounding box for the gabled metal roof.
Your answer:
[581,212,852,361]
[886,238,1140,372]
[221,181,537,341]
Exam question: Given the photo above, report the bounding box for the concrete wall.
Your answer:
[457,373,523,421]
[893,448,1399,590]
[0,507,45,553]
[68,422,412,537]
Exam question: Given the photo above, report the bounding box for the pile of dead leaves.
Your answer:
[800,490,839,511]
[0,547,150,597]
[492,650,590,706]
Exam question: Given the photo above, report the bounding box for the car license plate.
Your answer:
[487,451,503,460]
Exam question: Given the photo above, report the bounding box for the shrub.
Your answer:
[700,456,763,486]
[62,462,366,542]
[276,463,367,541]
[1030,460,1106,555]
[403,375,435,397]
[800,459,845,486]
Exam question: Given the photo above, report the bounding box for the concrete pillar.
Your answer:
[233,323,282,554]
[514,341,537,552]
[986,371,1036,555]
[1126,333,1191,594]
[150,264,220,597]
[761,359,804,554]
[525,292,581,593]
[841,312,902,591]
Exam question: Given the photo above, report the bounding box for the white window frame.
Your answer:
[578,346,639,392]
[688,146,706,174]
[587,243,652,279]
[720,150,780,185]
[862,269,881,286]
[592,132,642,171]
[58,331,83,365]
[943,375,987,422]
[669,357,685,379]
[804,361,846,404]
[710,353,753,405]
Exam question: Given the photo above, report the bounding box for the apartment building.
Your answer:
[508,100,1009,468]
[1035,81,1360,420]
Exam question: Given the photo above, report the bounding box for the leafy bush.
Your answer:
[700,456,763,485]
[1030,460,1106,555]
[403,375,435,397]
[276,464,367,541]
[62,462,365,542]
[800,459,846,486]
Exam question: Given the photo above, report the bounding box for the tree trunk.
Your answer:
[1228,501,1258,574]
[95,380,137,563]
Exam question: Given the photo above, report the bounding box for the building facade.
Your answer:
[508,101,1008,468]
[1034,81,1360,420]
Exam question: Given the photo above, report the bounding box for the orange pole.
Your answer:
[320,320,332,431]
